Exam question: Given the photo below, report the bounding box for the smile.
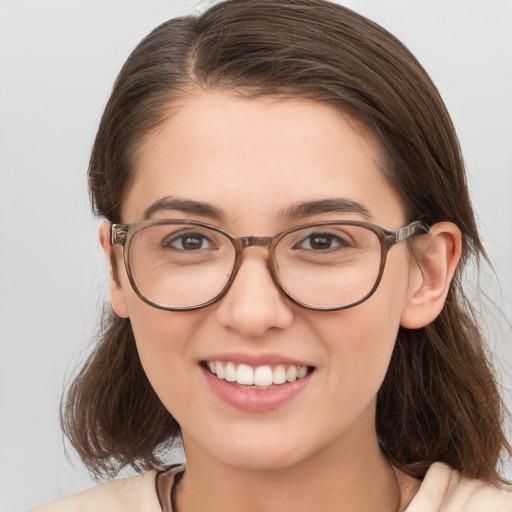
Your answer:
[204,361,313,389]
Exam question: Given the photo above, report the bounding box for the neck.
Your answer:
[175,429,412,512]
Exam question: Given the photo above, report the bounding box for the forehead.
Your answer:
[123,91,404,229]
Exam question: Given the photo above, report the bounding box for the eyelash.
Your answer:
[163,232,216,251]
[295,232,352,251]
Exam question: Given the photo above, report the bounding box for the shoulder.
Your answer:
[406,462,512,512]
[29,470,162,512]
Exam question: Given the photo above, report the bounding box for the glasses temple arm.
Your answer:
[110,224,129,246]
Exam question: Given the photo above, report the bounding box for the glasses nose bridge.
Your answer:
[238,235,274,250]
[229,235,280,295]
[234,235,276,275]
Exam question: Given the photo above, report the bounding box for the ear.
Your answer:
[98,220,129,318]
[400,222,462,329]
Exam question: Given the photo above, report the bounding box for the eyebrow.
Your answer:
[143,196,371,223]
[144,196,225,221]
[279,198,372,222]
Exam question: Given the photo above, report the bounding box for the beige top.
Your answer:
[30,463,512,512]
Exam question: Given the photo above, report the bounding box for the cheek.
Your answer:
[312,255,410,402]
[126,301,205,410]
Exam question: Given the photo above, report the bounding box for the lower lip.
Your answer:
[201,366,313,412]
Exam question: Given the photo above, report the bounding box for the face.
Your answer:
[107,91,417,471]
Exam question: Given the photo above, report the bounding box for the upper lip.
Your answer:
[200,352,314,368]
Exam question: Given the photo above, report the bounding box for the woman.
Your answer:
[32,0,511,510]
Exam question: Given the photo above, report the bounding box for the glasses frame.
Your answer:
[110,219,430,312]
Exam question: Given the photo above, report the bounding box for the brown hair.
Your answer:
[62,0,511,481]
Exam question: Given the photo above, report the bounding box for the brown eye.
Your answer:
[297,232,350,251]
[163,231,216,251]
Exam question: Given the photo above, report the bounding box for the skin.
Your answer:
[100,91,461,512]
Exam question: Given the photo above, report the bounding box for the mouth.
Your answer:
[201,360,315,390]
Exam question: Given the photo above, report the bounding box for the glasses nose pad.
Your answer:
[220,240,283,298]
[227,251,244,283]
[267,247,284,290]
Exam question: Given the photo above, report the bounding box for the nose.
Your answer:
[214,248,294,338]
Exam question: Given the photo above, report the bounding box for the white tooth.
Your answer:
[286,366,298,382]
[207,361,216,374]
[254,366,273,386]
[236,364,254,385]
[215,361,225,379]
[272,365,287,385]
[297,366,308,379]
[225,362,237,382]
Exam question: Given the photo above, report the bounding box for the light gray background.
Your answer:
[1,1,511,511]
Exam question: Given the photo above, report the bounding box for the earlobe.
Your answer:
[98,220,129,319]
[400,222,462,329]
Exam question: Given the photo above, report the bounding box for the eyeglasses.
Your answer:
[110,219,430,311]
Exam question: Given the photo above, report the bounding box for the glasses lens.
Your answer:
[128,224,235,308]
[275,224,382,308]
